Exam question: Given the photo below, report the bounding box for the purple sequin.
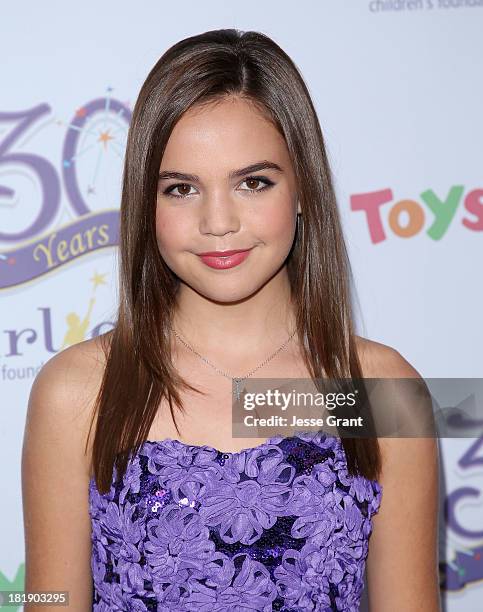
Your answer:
[89,431,382,611]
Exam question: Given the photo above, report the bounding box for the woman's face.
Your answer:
[155,95,300,303]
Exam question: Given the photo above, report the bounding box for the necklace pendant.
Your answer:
[233,378,244,402]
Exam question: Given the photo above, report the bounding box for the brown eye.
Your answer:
[164,183,196,198]
[238,176,275,193]
[246,178,261,190]
[177,184,191,195]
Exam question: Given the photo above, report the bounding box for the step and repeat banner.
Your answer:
[1,1,482,610]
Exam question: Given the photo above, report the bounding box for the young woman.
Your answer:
[22,29,441,611]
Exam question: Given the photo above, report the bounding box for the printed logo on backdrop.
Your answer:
[442,434,483,593]
[0,87,131,289]
[368,0,483,13]
[0,89,132,607]
[351,186,483,243]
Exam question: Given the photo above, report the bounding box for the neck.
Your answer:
[170,273,297,358]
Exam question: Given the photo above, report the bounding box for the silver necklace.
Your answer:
[170,324,297,401]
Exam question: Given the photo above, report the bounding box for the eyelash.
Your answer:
[162,176,275,199]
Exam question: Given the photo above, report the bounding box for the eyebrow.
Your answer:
[158,160,283,182]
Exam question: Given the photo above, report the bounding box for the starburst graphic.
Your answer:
[98,128,114,149]
[90,270,107,290]
[57,86,131,209]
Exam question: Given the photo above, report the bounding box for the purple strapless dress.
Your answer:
[89,430,382,611]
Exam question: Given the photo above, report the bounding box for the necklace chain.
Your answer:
[169,324,297,401]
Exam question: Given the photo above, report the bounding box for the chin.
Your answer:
[186,276,266,304]
[201,285,260,304]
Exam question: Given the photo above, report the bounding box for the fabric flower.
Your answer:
[89,433,383,610]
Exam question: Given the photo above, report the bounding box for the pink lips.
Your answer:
[197,248,253,269]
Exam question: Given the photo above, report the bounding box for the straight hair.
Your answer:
[86,28,381,494]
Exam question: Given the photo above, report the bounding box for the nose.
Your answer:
[198,191,241,237]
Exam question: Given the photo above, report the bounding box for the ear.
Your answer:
[297,200,302,215]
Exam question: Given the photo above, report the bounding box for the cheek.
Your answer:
[253,198,297,243]
[155,206,191,254]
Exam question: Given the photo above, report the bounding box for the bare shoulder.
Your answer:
[21,333,111,609]
[355,336,441,609]
[355,334,437,487]
[25,334,109,470]
[355,335,421,378]
[354,334,435,452]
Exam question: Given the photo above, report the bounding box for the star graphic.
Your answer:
[98,129,114,149]
[90,271,107,290]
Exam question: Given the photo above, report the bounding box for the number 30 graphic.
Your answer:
[0,94,131,243]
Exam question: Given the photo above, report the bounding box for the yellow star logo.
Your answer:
[90,271,107,290]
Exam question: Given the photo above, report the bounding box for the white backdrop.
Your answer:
[1,1,482,610]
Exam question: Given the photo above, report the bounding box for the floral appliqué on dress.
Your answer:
[89,431,382,611]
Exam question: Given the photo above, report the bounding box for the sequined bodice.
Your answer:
[89,431,382,611]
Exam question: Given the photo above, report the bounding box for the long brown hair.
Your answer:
[87,28,381,494]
